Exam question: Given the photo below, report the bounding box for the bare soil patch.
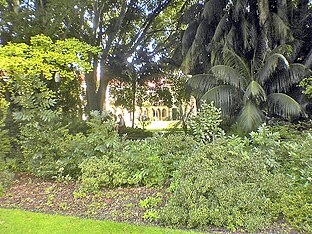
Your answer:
[0,173,168,225]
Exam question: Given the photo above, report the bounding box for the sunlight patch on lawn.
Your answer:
[145,121,180,130]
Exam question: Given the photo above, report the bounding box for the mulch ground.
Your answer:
[0,173,300,233]
[0,173,168,225]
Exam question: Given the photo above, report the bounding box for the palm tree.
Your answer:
[187,48,309,132]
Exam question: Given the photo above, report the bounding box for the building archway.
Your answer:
[162,108,167,120]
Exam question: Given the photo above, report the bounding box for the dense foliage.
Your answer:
[187,101,224,142]
[0,1,311,233]
[1,101,311,232]
[0,97,14,195]
[160,125,312,232]
[0,35,98,118]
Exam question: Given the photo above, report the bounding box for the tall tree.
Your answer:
[187,48,310,132]
[0,0,184,116]
[32,0,182,114]
[171,0,312,130]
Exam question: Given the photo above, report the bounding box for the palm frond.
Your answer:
[272,13,293,43]
[186,73,218,98]
[211,65,248,90]
[237,100,264,132]
[194,19,209,45]
[191,20,209,62]
[203,0,226,24]
[208,42,225,66]
[265,69,291,93]
[268,93,302,119]
[212,14,230,43]
[241,16,253,51]
[289,63,310,83]
[244,80,267,101]
[181,48,192,74]
[286,40,304,62]
[224,26,235,49]
[257,53,289,84]
[223,49,250,79]
[201,85,240,117]
[182,3,204,24]
[182,21,198,56]
[233,0,249,20]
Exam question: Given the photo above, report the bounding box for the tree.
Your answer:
[166,0,312,130]
[0,0,79,43]
[65,0,184,114]
[1,0,187,117]
[0,34,98,123]
[187,48,310,132]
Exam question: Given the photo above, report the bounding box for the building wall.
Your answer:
[107,105,173,127]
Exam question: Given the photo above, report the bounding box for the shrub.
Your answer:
[79,156,127,191]
[280,186,312,233]
[187,101,224,143]
[18,118,71,178]
[277,130,312,233]
[18,110,119,180]
[0,97,14,194]
[78,133,198,191]
[160,128,288,232]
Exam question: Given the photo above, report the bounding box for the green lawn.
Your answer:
[0,208,201,234]
[145,121,181,131]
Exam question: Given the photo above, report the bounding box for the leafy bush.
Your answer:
[18,110,119,180]
[280,186,312,233]
[18,118,71,178]
[160,127,288,232]
[79,156,127,191]
[277,130,312,233]
[78,133,197,191]
[0,97,14,194]
[187,101,224,143]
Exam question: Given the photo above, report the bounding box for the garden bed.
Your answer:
[0,173,299,234]
[0,173,168,225]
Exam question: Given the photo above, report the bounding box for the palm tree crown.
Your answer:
[187,48,309,132]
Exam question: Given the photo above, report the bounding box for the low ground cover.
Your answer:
[0,173,168,225]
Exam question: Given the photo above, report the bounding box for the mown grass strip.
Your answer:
[0,208,200,234]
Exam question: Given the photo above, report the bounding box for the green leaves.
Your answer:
[161,128,288,232]
[187,101,224,143]
[0,35,99,119]
[237,101,264,133]
[267,93,302,119]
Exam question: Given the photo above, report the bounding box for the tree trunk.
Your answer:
[258,0,271,51]
[131,75,136,127]
[85,69,99,113]
[97,62,111,112]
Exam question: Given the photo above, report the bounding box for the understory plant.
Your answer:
[18,110,119,180]
[0,97,14,195]
[78,133,198,191]
[160,126,289,232]
[187,101,224,143]
[278,130,312,233]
